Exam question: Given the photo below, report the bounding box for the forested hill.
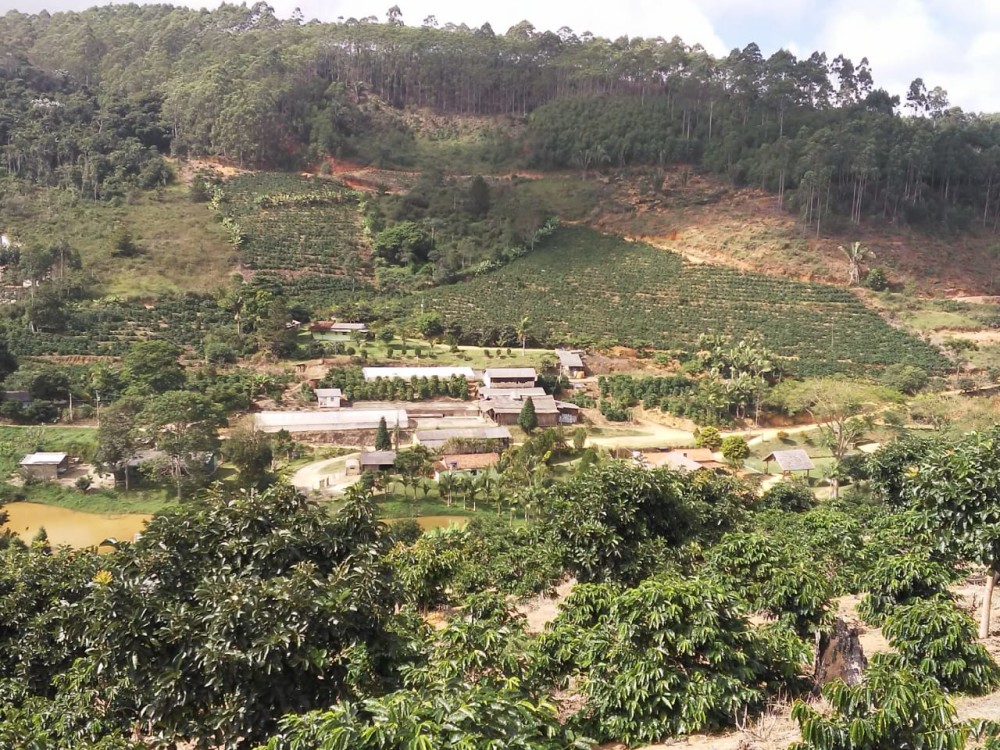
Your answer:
[3,2,1000,230]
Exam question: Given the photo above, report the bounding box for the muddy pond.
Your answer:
[2,503,472,549]
[2,502,151,548]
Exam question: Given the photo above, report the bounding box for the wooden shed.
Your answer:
[763,449,816,475]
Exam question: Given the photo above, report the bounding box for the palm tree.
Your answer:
[517,315,530,354]
[839,241,875,286]
[437,471,455,507]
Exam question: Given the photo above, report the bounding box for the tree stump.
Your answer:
[814,617,867,687]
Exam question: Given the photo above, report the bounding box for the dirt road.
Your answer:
[290,454,361,495]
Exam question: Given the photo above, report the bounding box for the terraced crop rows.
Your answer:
[8,296,232,357]
[420,227,949,378]
[220,173,368,277]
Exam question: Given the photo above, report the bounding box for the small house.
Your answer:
[345,457,361,477]
[555,349,586,378]
[315,388,343,409]
[360,450,397,472]
[556,401,581,424]
[482,367,537,389]
[763,449,815,476]
[433,452,500,480]
[19,452,68,480]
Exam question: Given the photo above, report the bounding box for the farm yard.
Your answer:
[418,227,950,378]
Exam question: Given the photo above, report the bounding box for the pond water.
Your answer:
[2,502,151,548]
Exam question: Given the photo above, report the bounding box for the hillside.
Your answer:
[588,168,1000,296]
[416,225,948,378]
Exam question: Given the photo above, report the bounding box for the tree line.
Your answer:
[2,4,1000,229]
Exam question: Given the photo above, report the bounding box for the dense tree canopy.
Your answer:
[1,4,999,229]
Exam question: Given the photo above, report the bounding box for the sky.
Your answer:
[6,0,1000,112]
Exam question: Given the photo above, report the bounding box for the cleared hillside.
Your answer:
[419,226,949,378]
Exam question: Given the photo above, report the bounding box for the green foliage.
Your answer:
[882,599,1000,694]
[879,363,928,394]
[865,267,889,291]
[857,549,956,626]
[374,417,392,451]
[372,221,434,267]
[721,435,750,468]
[705,532,833,635]
[322,367,469,402]
[121,340,185,395]
[73,483,402,747]
[541,578,808,744]
[751,505,874,595]
[891,427,1000,573]
[696,425,723,450]
[790,659,971,750]
[539,463,750,584]
[225,427,274,488]
[419,228,949,377]
[759,480,816,512]
[518,396,539,433]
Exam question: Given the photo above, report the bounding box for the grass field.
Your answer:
[0,425,174,514]
[3,185,235,297]
[418,227,950,378]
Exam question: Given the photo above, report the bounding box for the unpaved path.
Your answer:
[585,422,694,450]
[290,454,361,494]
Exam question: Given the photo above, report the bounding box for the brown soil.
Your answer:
[590,168,1000,296]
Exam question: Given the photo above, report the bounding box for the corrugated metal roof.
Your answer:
[763,449,816,471]
[362,366,474,381]
[644,451,702,472]
[19,452,67,466]
[478,386,547,400]
[555,349,584,368]
[414,426,512,443]
[435,452,500,471]
[314,388,342,398]
[483,394,558,414]
[255,409,408,433]
[360,450,397,465]
[484,367,537,379]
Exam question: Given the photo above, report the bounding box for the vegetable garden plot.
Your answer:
[418,227,950,378]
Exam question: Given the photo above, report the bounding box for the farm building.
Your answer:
[3,390,32,405]
[556,401,580,424]
[763,449,816,475]
[481,393,560,427]
[482,367,537,389]
[19,452,69,480]
[413,426,512,451]
[315,388,343,408]
[254,409,408,433]
[433,452,500,480]
[360,451,397,472]
[310,321,369,335]
[361,366,475,382]
[478,386,547,400]
[345,457,361,476]
[640,451,703,472]
[555,349,586,378]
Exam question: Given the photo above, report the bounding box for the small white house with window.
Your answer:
[315,388,343,408]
